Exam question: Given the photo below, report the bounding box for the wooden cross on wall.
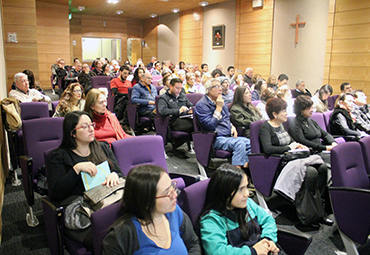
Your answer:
[290,14,306,44]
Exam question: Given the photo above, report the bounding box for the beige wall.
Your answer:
[158,13,180,64]
[0,10,7,100]
[203,0,236,70]
[271,0,330,93]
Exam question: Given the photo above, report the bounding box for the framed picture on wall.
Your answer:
[212,25,225,48]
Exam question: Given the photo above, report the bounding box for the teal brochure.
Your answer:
[81,161,111,191]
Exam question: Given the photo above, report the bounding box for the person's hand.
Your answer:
[179,106,189,114]
[326,145,336,151]
[288,142,299,150]
[297,144,308,150]
[187,108,193,114]
[73,162,97,176]
[216,95,224,109]
[32,98,39,102]
[266,240,280,254]
[148,101,155,105]
[252,239,270,255]
[231,125,238,138]
[102,172,119,187]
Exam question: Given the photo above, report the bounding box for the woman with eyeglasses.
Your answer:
[84,89,131,146]
[198,164,281,255]
[53,83,85,117]
[103,165,201,255]
[49,111,124,245]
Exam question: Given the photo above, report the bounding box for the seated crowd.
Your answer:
[7,55,370,254]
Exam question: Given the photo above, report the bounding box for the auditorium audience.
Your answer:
[199,164,280,255]
[266,75,277,90]
[22,69,43,92]
[226,66,235,87]
[92,60,103,76]
[49,111,124,245]
[131,67,145,86]
[84,89,131,145]
[352,90,370,134]
[194,78,251,168]
[329,93,366,139]
[53,83,85,117]
[219,76,234,104]
[110,65,132,97]
[211,68,223,78]
[184,73,198,93]
[311,84,333,113]
[146,56,157,69]
[277,74,289,89]
[232,69,244,89]
[230,86,262,138]
[9,72,52,109]
[151,61,162,76]
[65,62,82,86]
[259,97,330,227]
[289,95,337,153]
[277,85,294,116]
[102,165,201,255]
[292,80,311,98]
[256,87,277,120]
[243,67,253,86]
[78,64,96,95]
[159,73,172,96]
[340,82,352,93]
[194,71,205,94]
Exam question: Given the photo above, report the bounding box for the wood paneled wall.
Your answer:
[36,1,70,90]
[2,0,39,92]
[70,13,128,67]
[324,0,370,95]
[235,0,274,77]
[179,8,203,65]
[142,18,158,65]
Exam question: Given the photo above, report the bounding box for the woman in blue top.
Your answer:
[199,164,280,255]
[103,165,201,255]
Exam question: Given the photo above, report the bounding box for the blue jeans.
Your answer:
[214,136,251,166]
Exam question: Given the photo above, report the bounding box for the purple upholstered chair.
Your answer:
[51,100,59,115]
[330,141,370,254]
[155,85,164,94]
[181,177,313,255]
[249,120,282,212]
[185,93,203,106]
[327,95,339,110]
[154,95,191,150]
[20,117,63,227]
[309,112,345,144]
[251,100,260,107]
[192,113,232,178]
[91,201,123,255]
[359,136,370,174]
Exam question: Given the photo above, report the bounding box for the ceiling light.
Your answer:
[107,0,120,4]
[116,10,123,15]
[150,14,157,18]
[199,1,209,6]
[78,6,85,11]
[171,8,180,13]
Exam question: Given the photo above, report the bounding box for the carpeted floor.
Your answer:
[0,90,348,254]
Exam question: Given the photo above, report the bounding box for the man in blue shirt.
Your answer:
[194,78,251,168]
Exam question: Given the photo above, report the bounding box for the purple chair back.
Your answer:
[91,76,110,89]
[52,101,59,114]
[250,120,265,153]
[156,86,164,94]
[20,102,49,120]
[322,110,333,132]
[182,179,210,226]
[251,100,260,107]
[331,142,369,189]
[185,93,203,106]
[310,112,326,131]
[327,95,339,110]
[91,201,123,255]
[22,117,64,179]
[359,136,370,175]
[128,87,134,104]
[111,135,168,176]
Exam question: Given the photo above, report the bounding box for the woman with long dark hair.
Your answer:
[53,83,85,117]
[103,165,201,255]
[199,164,280,255]
[131,67,145,86]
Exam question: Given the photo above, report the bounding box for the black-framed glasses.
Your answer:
[155,180,179,199]
[74,122,96,131]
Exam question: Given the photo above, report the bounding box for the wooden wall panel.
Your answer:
[2,0,38,91]
[235,0,274,78]
[179,8,203,65]
[142,18,158,65]
[36,1,70,90]
[325,0,370,95]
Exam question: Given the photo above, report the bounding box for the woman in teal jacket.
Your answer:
[199,164,280,255]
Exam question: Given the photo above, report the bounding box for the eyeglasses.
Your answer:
[155,181,179,199]
[74,122,96,131]
[73,89,82,93]
[212,85,221,89]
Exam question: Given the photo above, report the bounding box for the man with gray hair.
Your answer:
[9,73,52,108]
[194,78,251,168]
[243,67,253,86]
[292,80,311,98]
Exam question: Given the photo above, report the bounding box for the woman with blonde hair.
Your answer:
[276,85,294,116]
[232,69,244,90]
[84,89,130,145]
[53,83,85,117]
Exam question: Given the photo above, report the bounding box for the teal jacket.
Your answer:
[200,199,277,255]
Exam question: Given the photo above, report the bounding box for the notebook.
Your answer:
[81,161,111,191]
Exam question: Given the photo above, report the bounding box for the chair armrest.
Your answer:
[154,115,170,145]
[42,197,65,255]
[20,155,34,206]
[169,173,201,187]
[192,131,217,167]
[277,226,312,255]
[126,104,138,130]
